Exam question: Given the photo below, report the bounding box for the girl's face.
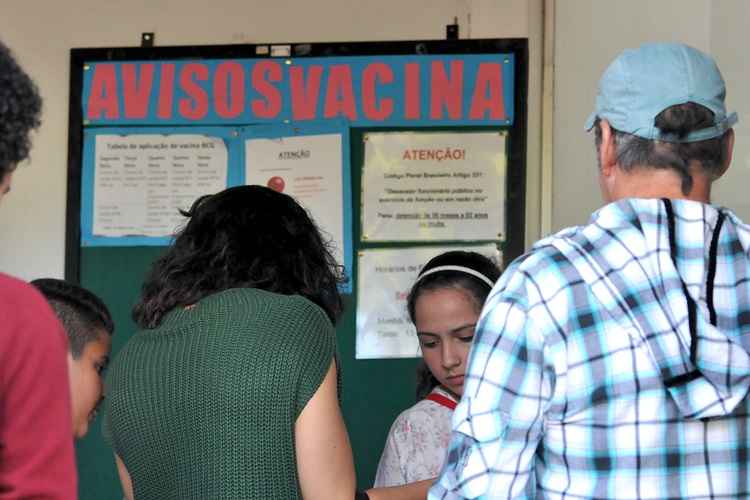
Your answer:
[414,287,480,398]
[68,331,111,439]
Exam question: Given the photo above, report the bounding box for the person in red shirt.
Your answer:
[0,40,77,499]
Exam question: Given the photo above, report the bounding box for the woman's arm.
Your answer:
[366,479,434,500]
[295,360,356,500]
[114,454,134,500]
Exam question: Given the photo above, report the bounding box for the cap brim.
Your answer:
[584,111,597,131]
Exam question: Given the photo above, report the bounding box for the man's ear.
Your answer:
[598,120,618,178]
[717,128,735,179]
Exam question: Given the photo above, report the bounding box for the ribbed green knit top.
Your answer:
[104,287,337,499]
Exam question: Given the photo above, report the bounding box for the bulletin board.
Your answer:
[66,38,528,499]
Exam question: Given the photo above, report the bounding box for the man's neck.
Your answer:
[611,166,712,204]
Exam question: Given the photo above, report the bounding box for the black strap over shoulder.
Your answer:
[661,198,725,388]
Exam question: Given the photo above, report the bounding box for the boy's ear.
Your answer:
[66,352,76,385]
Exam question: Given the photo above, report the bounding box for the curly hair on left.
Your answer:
[0,40,42,179]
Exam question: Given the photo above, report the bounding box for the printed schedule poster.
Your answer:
[245,133,346,267]
[362,131,506,242]
[356,244,500,359]
[90,134,228,239]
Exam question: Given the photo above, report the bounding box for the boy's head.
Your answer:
[31,278,114,438]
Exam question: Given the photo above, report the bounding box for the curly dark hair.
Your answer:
[133,185,346,329]
[0,41,42,178]
[31,278,114,358]
[407,250,501,400]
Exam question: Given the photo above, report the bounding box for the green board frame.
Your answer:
[67,38,528,499]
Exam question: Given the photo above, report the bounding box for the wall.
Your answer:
[710,0,750,218]
[0,0,539,279]
[552,0,712,232]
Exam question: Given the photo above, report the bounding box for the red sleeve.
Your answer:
[0,274,77,499]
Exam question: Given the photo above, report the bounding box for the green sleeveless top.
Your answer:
[104,288,337,499]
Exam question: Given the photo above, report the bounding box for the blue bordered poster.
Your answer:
[81,126,242,246]
[241,120,353,293]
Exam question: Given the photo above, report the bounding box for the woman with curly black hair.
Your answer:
[104,185,355,500]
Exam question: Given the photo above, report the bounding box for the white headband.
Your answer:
[416,265,495,288]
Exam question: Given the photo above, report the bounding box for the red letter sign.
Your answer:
[469,62,505,120]
[215,62,245,118]
[157,63,175,119]
[290,65,323,120]
[178,64,209,120]
[430,60,463,120]
[87,64,119,120]
[324,65,357,119]
[362,63,393,121]
[122,63,154,119]
[251,61,282,119]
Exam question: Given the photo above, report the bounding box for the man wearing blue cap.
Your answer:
[429,43,750,499]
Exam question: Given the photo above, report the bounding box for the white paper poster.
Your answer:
[356,244,501,359]
[362,131,506,242]
[245,133,345,266]
[92,134,228,237]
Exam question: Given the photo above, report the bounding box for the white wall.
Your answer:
[552,0,712,232]
[710,1,750,218]
[0,0,539,279]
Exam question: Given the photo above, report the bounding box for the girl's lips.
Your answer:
[447,375,465,385]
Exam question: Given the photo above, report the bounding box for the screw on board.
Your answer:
[446,17,459,40]
[141,33,155,47]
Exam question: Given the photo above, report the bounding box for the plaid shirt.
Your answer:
[430,198,750,499]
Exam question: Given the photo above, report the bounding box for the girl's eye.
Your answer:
[458,336,474,343]
[96,364,107,376]
[419,339,438,348]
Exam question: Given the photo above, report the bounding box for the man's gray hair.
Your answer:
[594,102,731,195]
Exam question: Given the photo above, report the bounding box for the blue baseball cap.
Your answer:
[585,42,738,142]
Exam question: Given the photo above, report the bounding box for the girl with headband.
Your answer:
[373,250,501,487]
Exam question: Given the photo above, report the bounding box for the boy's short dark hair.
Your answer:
[30,279,114,358]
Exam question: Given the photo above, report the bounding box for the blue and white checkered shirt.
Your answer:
[430,198,750,499]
